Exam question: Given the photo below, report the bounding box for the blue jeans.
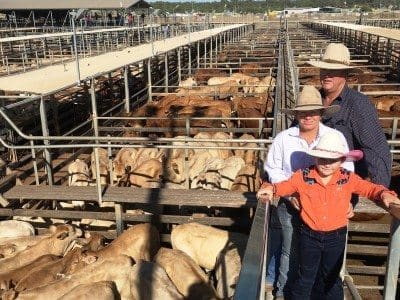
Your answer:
[276,198,300,297]
[291,224,346,300]
[267,206,282,286]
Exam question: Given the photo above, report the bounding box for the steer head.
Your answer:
[47,225,82,256]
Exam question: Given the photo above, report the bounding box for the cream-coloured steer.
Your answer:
[215,245,243,299]
[230,164,261,192]
[15,248,96,292]
[0,255,59,291]
[0,225,80,274]
[0,235,49,259]
[171,223,245,299]
[129,158,162,188]
[179,77,197,88]
[0,221,34,239]
[154,247,218,299]
[171,223,230,270]
[67,159,90,187]
[91,148,110,185]
[130,260,183,300]
[14,255,133,300]
[86,223,160,263]
[112,148,137,184]
[58,281,117,300]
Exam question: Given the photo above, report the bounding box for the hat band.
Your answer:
[295,104,324,108]
[314,147,344,156]
[323,58,350,66]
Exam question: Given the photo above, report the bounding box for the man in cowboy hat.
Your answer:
[264,85,354,299]
[308,43,391,188]
[258,131,399,300]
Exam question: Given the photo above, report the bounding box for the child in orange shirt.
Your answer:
[257,132,399,300]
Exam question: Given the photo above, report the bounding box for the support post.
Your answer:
[70,11,81,84]
[204,39,207,68]
[383,219,400,299]
[209,36,213,68]
[90,79,103,206]
[197,41,200,68]
[147,58,152,101]
[164,53,169,93]
[124,66,130,113]
[39,96,53,186]
[177,48,182,84]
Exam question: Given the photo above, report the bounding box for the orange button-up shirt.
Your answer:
[262,166,391,232]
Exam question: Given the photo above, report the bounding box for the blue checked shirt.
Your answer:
[322,86,391,187]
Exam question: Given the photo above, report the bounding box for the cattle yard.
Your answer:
[0,17,400,299]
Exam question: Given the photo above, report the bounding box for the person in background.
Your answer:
[265,85,354,299]
[258,131,400,300]
[128,13,133,27]
[140,13,146,26]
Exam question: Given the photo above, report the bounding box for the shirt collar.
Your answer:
[288,123,328,140]
[320,85,350,105]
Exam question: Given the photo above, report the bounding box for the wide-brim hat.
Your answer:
[307,132,364,162]
[281,85,340,116]
[307,43,354,70]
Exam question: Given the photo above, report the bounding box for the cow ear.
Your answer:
[49,225,57,233]
[55,229,69,240]
[172,162,179,174]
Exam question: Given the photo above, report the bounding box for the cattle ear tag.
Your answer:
[83,255,97,264]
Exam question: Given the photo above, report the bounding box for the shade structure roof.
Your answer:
[0,0,150,10]
[0,25,243,95]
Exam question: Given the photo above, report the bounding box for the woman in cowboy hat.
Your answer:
[258,131,399,300]
[308,43,391,188]
[264,85,354,299]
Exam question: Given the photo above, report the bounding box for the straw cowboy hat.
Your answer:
[281,85,339,116]
[308,132,363,161]
[308,43,354,70]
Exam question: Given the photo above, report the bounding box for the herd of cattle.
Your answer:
[124,65,275,136]
[67,65,274,197]
[68,131,261,194]
[0,220,246,299]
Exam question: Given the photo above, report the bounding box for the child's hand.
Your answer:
[381,192,400,208]
[257,186,274,203]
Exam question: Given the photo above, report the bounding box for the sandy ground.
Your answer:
[0,24,242,95]
[318,21,400,41]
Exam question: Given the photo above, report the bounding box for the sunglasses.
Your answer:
[320,69,348,77]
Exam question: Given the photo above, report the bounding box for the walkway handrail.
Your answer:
[234,201,270,300]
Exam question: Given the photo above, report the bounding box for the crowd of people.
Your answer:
[258,43,398,300]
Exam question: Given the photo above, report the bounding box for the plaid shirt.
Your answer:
[322,86,391,187]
